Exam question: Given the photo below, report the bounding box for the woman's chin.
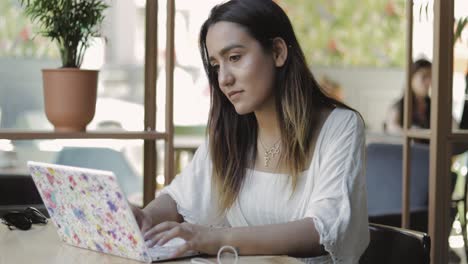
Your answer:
[232,104,253,115]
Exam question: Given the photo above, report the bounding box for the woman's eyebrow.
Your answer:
[209,44,245,61]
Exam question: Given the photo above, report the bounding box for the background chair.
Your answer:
[366,142,429,232]
[55,147,142,198]
[360,223,430,264]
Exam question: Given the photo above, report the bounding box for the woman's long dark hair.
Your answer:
[199,0,355,212]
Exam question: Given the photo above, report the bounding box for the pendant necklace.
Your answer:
[259,137,281,168]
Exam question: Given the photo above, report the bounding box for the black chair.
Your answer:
[360,223,430,264]
[366,143,429,232]
[55,147,142,198]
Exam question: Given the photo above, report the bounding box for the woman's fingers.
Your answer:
[143,221,179,243]
[156,225,187,246]
[144,221,178,238]
[141,219,152,234]
[145,230,169,248]
[144,222,200,255]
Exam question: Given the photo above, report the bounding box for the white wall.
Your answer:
[313,66,405,132]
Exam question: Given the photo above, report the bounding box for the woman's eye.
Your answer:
[229,55,241,62]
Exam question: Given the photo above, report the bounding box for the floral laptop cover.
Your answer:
[27,161,152,263]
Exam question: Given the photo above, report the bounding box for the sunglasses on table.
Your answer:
[1,207,48,230]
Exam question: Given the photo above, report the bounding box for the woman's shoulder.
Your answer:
[191,139,211,164]
[317,107,365,144]
[326,107,363,129]
[313,108,365,164]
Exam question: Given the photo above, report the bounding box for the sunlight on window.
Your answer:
[0,139,14,152]
[81,37,105,70]
[156,174,165,185]
[461,166,468,177]
[449,234,465,249]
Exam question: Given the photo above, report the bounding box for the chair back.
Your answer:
[55,147,141,197]
[360,223,430,264]
[366,143,429,217]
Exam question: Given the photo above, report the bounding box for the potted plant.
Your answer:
[20,0,109,132]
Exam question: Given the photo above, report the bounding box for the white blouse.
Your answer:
[159,108,369,264]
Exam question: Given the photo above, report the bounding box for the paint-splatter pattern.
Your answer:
[28,163,150,262]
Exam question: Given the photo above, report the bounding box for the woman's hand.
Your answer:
[130,203,153,234]
[143,221,226,258]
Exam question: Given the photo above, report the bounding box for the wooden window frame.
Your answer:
[402,0,463,262]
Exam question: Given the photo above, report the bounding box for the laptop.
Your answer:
[27,161,199,263]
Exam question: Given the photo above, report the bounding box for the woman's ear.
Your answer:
[272,37,288,67]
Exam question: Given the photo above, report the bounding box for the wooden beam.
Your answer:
[449,130,468,142]
[143,0,158,206]
[428,0,454,262]
[402,0,414,229]
[0,131,166,140]
[406,128,431,139]
[165,0,175,185]
[402,136,411,228]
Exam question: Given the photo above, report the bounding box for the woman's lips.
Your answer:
[228,90,243,100]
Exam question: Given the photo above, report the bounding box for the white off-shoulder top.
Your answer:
[159,108,370,264]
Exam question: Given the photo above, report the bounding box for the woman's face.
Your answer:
[411,67,432,98]
[205,22,277,115]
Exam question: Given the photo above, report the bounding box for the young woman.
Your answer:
[385,59,432,134]
[132,0,369,263]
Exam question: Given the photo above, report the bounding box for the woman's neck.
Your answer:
[254,100,281,145]
[253,98,284,172]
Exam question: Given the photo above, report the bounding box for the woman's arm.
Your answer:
[144,217,324,258]
[131,194,184,233]
[143,194,184,225]
[221,218,324,257]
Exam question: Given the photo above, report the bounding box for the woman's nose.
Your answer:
[218,66,234,87]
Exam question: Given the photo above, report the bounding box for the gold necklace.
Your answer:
[259,137,281,168]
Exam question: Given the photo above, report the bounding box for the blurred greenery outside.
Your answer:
[0,0,59,59]
[277,0,406,67]
[2,0,406,67]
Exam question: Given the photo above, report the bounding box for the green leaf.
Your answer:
[19,0,109,68]
[455,17,468,44]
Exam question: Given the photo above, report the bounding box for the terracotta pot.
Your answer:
[42,68,98,132]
